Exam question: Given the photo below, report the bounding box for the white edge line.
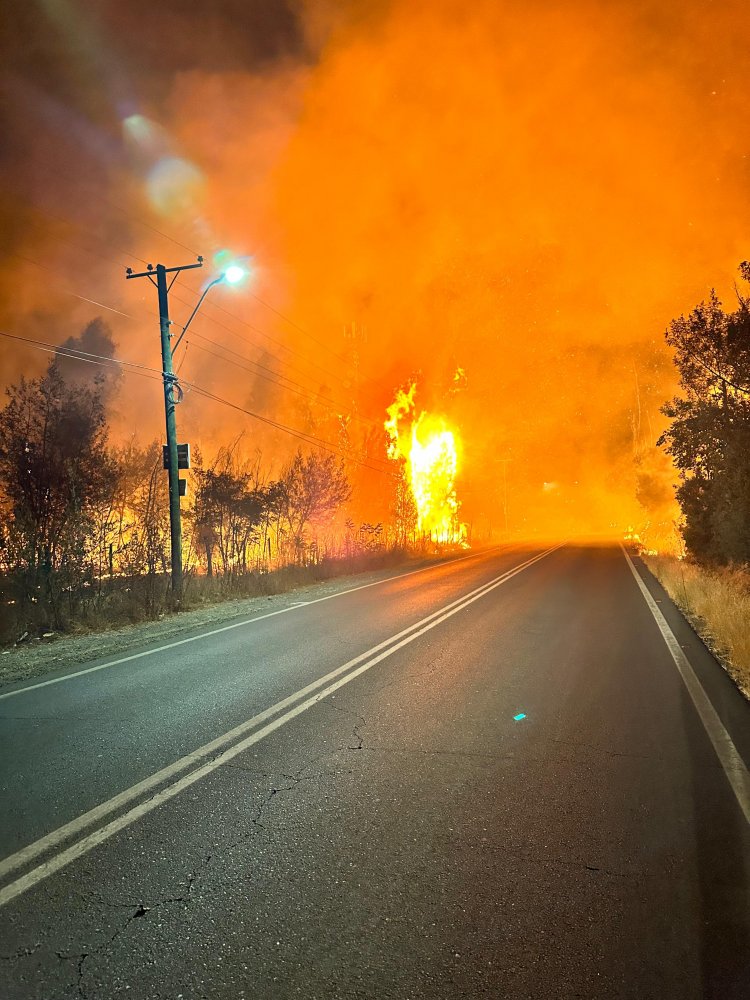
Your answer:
[0,545,511,701]
[622,546,750,825]
[0,544,561,906]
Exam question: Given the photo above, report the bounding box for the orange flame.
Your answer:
[385,384,464,542]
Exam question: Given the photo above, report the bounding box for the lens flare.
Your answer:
[385,383,465,543]
[223,265,244,285]
[146,157,203,216]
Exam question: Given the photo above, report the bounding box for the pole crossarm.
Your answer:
[126,258,204,281]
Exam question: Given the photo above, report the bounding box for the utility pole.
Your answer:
[497,457,510,538]
[126,257,204,603]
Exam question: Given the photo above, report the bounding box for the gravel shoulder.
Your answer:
[0,555,460,691]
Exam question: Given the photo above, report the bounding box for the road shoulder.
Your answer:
[0,556,459,692]
[630,550,750,770]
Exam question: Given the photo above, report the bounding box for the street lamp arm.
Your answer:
[171,275,224,356]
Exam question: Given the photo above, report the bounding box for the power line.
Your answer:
[4,256,374,432]
[247,290,350,367]
[168,288,356,403]
[0,331,164,385]
[6,195,394,467]
[187,332,385,435]
[183,378,395,477]
[189,331,363,411]
[12,188,355,390]
[11,253,138,320]
[10,189,365,403]
[5,234,388,438]
[174,285,357,395]
[11,248,305,401]
[243,292,380,392]
[11,248,299,392]
[19,207,150,268]
[4,165,196,260]
[12,183,367,388]
[15,206,358,400]
[0,330,162,375]
[36,163,355,373]
[188,337,338,410]
[1,330,396,477]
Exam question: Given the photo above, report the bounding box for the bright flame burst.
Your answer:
[385,384,465,543]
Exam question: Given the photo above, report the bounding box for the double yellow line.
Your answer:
[0,544,561,908]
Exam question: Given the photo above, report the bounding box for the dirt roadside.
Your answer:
[0,561,435,691]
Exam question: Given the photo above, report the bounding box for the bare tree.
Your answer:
[279,450,352,561]
[193,444,267,577]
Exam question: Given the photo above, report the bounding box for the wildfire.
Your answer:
[385,383,464,542]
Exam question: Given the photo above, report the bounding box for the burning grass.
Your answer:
[644,555,750,699]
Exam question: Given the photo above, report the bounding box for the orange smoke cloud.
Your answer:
[3,0,750,547]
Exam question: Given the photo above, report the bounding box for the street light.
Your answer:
[224,264,245,285]
[171,264,247,356]
[126,256,248,603]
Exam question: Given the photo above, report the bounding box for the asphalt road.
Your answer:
[1,543,749,999]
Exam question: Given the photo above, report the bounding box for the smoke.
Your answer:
[2,0,749,544]
[56,318,122,398]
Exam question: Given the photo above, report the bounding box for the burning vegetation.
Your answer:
[384,383,464,544]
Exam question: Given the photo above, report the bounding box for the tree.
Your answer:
[279,449,352,560]
[0,363,116,622]
[658,270,750,563]
[392,467,418,547]
[193,444,267,576]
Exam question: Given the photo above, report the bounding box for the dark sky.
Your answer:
[0,0,309,377]
[2,0,305,110]
[1,0,306,191]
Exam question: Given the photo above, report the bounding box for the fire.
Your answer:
[385,384,464,542]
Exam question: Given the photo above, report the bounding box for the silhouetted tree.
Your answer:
[56,318,122,401]
[659,269,750,563]
[193,444,267,576]
[0,363,116,623]
[392,467,418,546]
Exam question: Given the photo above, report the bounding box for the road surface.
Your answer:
[1,544,749,999]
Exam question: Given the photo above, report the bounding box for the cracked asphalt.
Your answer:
[1,544,749,999]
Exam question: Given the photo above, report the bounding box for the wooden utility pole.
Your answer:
[497,457,510,538]
[126,257,204,603]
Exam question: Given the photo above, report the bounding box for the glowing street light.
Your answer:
[224,264,245,285]
[171,262,248,355]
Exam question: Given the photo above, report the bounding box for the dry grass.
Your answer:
[644,555,750,698]
[0,547,439,688]
[0,548,418,647]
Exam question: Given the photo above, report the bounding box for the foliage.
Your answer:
[279,449,352,560]
[0,364,117,627]
[0,326,398,643]
[193,443,267,576]
[658,270,750,563]
[392,467,418,545]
